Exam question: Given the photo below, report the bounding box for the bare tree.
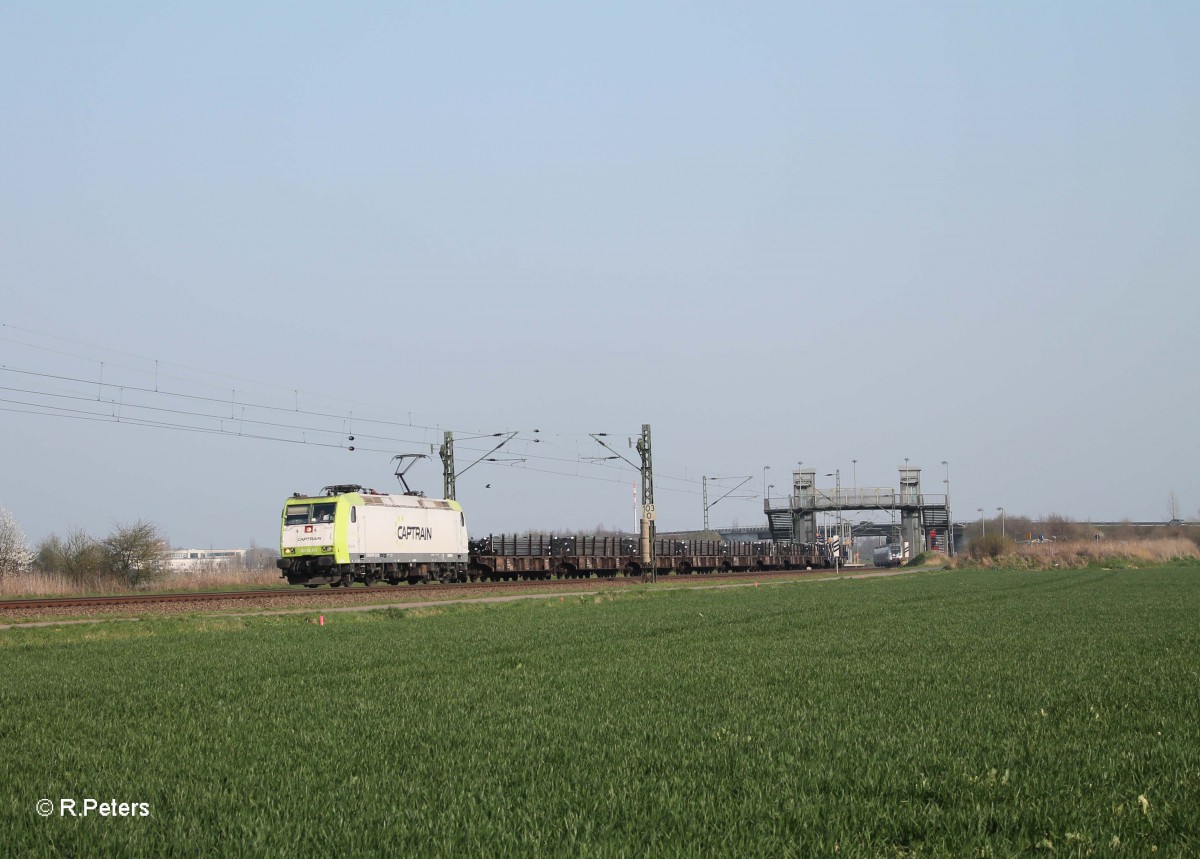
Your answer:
[38,528,106,585]
[0,504,34,583]
[1167,490,1181,522]
[35,523,169,587]
[1042,513,1085,540]
[101,521,169,588]
[34,533,66,574]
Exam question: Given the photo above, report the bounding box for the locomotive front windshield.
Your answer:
[285,503,337,526]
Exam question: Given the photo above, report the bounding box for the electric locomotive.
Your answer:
[276,484,469,587]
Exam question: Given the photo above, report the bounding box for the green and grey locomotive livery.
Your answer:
[277,484,469,587]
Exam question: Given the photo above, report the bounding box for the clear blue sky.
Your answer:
[3,2,1198,547]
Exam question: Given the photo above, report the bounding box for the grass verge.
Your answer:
[953,538,1199,571]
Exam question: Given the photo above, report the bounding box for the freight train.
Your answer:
[277,485,828,587]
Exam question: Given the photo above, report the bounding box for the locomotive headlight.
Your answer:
[284,548,295,555]
[322,546,332,552]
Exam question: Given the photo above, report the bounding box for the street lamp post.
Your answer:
[977,508,986,538]
[763,465,770,499]
[997,507,1006,539]
[767,484,774,504]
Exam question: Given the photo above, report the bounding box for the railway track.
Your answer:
[0,567,838,612]
[0,576,645,611]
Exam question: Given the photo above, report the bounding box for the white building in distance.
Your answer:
[165,549,248,572]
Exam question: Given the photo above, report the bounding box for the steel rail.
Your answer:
[0,576,640,611]
[0,566,841,611]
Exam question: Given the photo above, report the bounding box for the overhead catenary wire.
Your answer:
[0,381,701,491]
[0,400,705,496]
[0,371,705,489]
[5,325,709,472]
[0,328,734,495]
[4,324,712,486]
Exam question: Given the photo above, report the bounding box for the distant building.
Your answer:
[165,549,248,572]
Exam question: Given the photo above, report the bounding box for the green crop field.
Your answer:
[3,567,1198,857]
